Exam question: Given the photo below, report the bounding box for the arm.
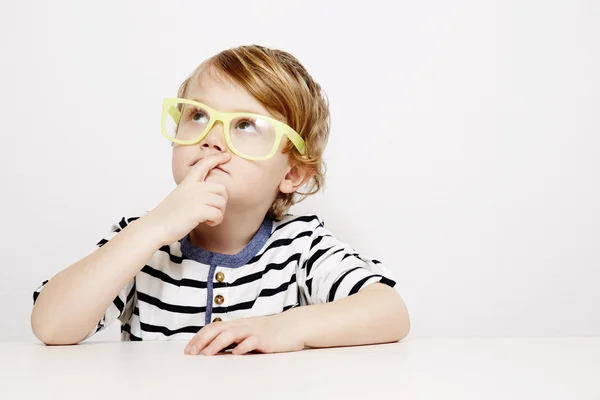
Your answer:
[286,282,410,348]
[30,217,163,345]
[32,153,232,345]
[292,218,409,346]
[184,283,410,356]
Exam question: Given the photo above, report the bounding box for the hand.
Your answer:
[184,313,306,356]
[145,152,231,246]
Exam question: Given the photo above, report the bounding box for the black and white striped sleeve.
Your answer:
[296,218,397,305]
[32,215,141,341]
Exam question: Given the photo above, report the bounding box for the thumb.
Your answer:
[183,152,231,183]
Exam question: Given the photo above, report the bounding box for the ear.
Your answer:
[279,163,314,194]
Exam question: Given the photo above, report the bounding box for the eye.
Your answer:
[235,119,258,133]
[191,109,209,123]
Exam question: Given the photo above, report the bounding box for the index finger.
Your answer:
[202,327,251,356]
[183,152,231,183]
[184,323,226,355]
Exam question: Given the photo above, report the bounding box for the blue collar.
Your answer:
[179,218,273,268]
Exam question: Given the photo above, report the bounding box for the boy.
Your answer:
[31,45,410,355]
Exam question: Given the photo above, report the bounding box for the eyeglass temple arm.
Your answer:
[286,130,306,155]
[168,105,181,124]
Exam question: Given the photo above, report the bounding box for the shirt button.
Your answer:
[213,317,222,323]
[215,272,225,282]
[214,295,224,305]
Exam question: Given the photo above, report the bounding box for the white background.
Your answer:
[0,0,598,342]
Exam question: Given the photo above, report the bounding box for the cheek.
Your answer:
[227,161,278,194]
[172,148,194,184]
[236,157,288,191]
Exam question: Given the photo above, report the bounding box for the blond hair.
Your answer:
[176,45,330,220]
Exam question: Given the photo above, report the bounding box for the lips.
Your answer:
[190,158,228,174]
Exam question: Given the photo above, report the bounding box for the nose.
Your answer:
[199,121,228,153]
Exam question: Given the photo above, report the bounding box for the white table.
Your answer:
[2,338,599,399]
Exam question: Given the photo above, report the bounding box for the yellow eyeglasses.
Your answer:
[161,98,306,161]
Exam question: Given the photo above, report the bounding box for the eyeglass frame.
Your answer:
[161,97,306,161]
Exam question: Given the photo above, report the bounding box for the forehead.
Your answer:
[185,68,274,118]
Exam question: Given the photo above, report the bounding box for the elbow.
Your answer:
[365,283,411,342]
[32,326,82,346]
[396,311,411,341]
[391,307,411,342]
[389,290,411,341]
[31,308,82,346]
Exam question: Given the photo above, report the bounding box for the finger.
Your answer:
[211,185,229,204]
[200,205,224,226]
[184,152,231,183]
[202,192,227,213]
[202,327,250,356]
[232,336,260,356]
[202,188,228,212]
[185,324,226,355]
[201,183,228,201]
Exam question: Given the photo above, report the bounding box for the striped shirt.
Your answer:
[32,211,397,341]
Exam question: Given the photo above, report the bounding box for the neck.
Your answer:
[188,206,270,255]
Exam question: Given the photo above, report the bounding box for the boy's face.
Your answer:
[171,68,299,216]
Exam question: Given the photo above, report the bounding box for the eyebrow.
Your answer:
[188,97,269,117]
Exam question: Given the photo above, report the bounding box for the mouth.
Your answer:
[190,158,227,168]
[190,159,228,175]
